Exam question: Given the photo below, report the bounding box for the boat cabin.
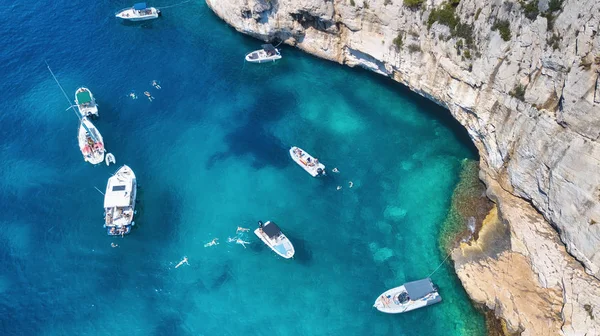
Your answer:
[133,2,153,15]
[104,183,134,227]
[262,221,282,239]
[76,90,93,107]
[261,44,277,56]
[403,278,437,301]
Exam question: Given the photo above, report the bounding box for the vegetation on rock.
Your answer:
[492,20,511,41]
[403,0,423,8]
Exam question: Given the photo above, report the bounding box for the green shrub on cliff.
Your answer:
[393,33,403,49]
[428,3,458,30]
[492,20,511,41]
[510,84,526,101]
[403,0,424,8]
[521,0,539,20]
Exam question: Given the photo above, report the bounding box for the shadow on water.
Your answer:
[211,263,233,290]
[288,236,312,265]
[152,315,188,336]
[207,89,297,170]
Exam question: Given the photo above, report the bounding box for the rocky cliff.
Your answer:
[205,0,600,334]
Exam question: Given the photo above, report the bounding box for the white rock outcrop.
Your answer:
[206,0,600,334]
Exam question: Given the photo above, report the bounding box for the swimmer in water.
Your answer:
[204,238,219,247]
[227,237,236,243]
[236,226,249,233]
[144,91,154,101]
[236,238,250,248]
[175,256,189,268]
[332,168,339,173]
[111,242,118,248]
[348,181,354,188]
[336,186,342,190]
[151,80,161,89]
[128,91,137,100]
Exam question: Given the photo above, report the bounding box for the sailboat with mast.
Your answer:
[45,62,107,165]
[78,117,105,164]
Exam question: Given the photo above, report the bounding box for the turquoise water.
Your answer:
[0,1,486,335]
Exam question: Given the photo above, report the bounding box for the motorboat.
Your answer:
[373,278,442,314]
[289,146,325,177]
[254,221,294,259]
[115,2,161,21]
[105,153,116,166]
[75,87,98,118]
[104,165,137,236]
[245,44,282,63]
[78,117,105,165]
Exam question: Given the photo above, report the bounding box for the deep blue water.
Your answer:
[0,1,485,335]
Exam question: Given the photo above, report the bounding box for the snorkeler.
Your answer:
[236,226,250,233]
[332,168,339,173]
[336,186,342,190]
[128,91,137,100]
[144,91,154,101]
[236,238,250,248]
[175,256,189,268]
[348,181,354,188]
[111,242,118,248]
[151,80,161,89]
[204,238,219,247]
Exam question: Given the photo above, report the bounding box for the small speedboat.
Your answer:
[373,278,442,314]
[289,146,325,177]
[78,117,105,165]
[115,2,161,21]
[105,153,116,166]
[254,221,294,259]
[75,87,98,118]
[104,165,137,236]
[245,44,282,63]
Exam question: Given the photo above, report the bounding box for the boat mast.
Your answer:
[44,60,81,121]
[45,61,101,144]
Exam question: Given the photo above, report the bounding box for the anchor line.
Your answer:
[426,252,453,278]
[45,60,81,121]
[157,0,191,9]
[94,186,105,196]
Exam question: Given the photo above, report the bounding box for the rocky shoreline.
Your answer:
[205,0,600,334]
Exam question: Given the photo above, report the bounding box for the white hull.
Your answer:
[75,87,98,118]
[78,117,105,165]
[289,147,325,177]
[254,222,294,259]
[245,50,282,63]
[373,279,442,314]
[105,153,116,166]
[104,165,137,236]
[115,7,160,21]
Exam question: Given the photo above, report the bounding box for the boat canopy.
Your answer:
[263,221,282,239]
[133,2,147,10]
[76,90,92,104]
[104,178,133,207]
[404,278,435,299]
[262,44,276,52]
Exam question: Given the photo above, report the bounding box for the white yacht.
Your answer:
[115,2,161,21]
[254,221,295,259]
[104,165,137,236]
[373,278,442,314]
[245,44,282,63]
[289,146,325,177]
[75,87,98,118]
[78,117,105,165]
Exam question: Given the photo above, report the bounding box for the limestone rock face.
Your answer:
[206,0,600,334]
